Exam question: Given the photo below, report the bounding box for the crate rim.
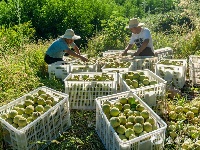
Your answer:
[63,72,118,82]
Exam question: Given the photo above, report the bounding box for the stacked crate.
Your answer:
[118,69,166,107]
[155,59,187,89]
[64,72,118,110]
[101,61,133,92]
[154,47,173,60]
[48,61,71,80]
[70,62,97,73]
[131,57,158,72]
[0,86,71,150]
[189,55,200,86]
[95,91,167,150]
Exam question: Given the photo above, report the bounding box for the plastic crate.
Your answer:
[154,47,173,60]
[131,57,158,72]
[189,55,200,85]
[155,59,187,89]
[118,69,166,107]
[95,91,167,150]
[0,86,71,150]
[48,61,71,80]
[64,72,118,110]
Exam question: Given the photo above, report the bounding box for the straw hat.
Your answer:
[60,29,81,40]
[126,18,144,29]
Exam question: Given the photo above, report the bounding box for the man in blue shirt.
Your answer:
[44,29,88,64]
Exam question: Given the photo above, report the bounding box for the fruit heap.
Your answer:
[122,71,157,89]
[102,96,157,141]
[0,90,62,130]
[72,58,97,65]
[97,57,119,68]
[158,59,184,66]
[71,66,94,72]
[167,99,200,149]
[67,73,114,81]
[104,61,131,68]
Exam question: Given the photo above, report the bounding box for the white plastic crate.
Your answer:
[155,59,187,89]
[0,86,71,150]
[189,55,200,85]
[131,57,158,72]
[154,47,173,60]
[64,72,118,110]
[118,69,166,107]
[48,61,71,80]
[95,91,167,150]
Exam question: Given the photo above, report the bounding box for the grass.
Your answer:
[44,110,106,150]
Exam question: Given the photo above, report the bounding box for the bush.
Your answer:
[85,11,130,57]
[0,22,35,57]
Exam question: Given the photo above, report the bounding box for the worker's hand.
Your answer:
[81,57,88,62]
[122,51,127,56]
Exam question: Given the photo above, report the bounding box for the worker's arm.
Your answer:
[122,44,133,56]
[64,50,88,62]
[73,45,81,55]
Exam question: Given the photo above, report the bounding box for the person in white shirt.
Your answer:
[122,18,154,56]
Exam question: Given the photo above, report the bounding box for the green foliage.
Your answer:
[0,38,64,105]
[115,0,175,16]
[86,11,129,57]
[173,29,200,58]
[101,11,129,49]
[146,12,194,34]
[0,22,35,58]
[0,0,18,26]
[0,0,119,48]
[0,0,176,48]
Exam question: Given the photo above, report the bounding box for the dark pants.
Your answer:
[139,47,155,56]
[44,54,63,64]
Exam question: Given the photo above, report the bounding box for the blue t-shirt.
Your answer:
[46,38,75,58]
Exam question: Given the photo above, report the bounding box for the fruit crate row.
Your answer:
[189,55,200,86]
[63,70,167,110]
[95,91,167,150]
[48,58,158,80]
[0,86,71,150]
